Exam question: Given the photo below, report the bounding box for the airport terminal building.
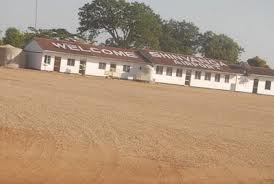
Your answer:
[24,37,274,96]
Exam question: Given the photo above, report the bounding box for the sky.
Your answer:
[0,0,274,67]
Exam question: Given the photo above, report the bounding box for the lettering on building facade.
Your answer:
[149,51,227,70]
[52,42,139,58]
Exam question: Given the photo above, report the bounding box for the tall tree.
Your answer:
[200,32,244,64]
[78,0,162,49]
[3,27,25,47]
[159,20,200,55]
[247,56,269,68]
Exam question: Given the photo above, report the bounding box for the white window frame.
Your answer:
[43,55,51,65]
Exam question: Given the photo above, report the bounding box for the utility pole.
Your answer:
[35,0,38,29]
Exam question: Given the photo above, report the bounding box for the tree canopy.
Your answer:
[2,1,245,64]
[3,27,25,47]
[78,0,162,49]
[159,20,201,55]
[199,32,244,64]
[2,27,86,48]
[24,27,87,43]
[247,56,269,68]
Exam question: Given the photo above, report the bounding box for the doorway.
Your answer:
[253,79,259,94]
[185,70,192,86]
[54,57,61,72]
[79,60,86,75]
[110,64,116,72]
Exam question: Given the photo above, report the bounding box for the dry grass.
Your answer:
[0,68,274,184]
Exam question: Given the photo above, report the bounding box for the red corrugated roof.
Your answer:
[32,37,147,64]
[138,50,243,74]
[249,66,274,77]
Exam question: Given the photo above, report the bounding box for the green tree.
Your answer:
[78,0,162,49]
[3,27,25,47]
[159,20,200,55]
[200,32,244,64]
[247,56,269,68]
[24,27,87,44]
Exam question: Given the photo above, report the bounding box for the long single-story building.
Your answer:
[24,37,274,96]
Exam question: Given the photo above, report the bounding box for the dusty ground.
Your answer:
[0,68,274,184]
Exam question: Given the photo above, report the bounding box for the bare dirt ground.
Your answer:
[0,68,274,184]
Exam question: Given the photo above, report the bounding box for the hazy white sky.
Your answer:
[0,0,273,67]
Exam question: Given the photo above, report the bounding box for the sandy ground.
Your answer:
[0,68,274,184]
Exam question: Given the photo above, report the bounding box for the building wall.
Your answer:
[236,75,274,95]
[151,65,186,85]
[24,40,43,70]
[151,65,238,91]
[26,52,43,70]
[257,77,274,96]
[59,57,80,74]
[190,71,237,91]
[84,57,146,80]
[41,54,55,71]
[41,52,147,80]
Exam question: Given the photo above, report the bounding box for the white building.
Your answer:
[24,37,151,81]
[24,37,274,96]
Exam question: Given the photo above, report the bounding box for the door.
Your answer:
[253,79,259,94]
[79,60,86,75]
[54,57,61,72]
[110,64,116,72]
[185,70,192,86]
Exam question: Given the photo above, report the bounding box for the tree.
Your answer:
[200,32,244,64]
[3,27,25,47]
[247,56,269,68]
[24,27,87,44]
[78,0,162,49]
[159,20,200,55]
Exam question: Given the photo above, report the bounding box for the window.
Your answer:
[156,66,163,75]
[67,59,75,66]
[123,65,131,72]
[265,81,272,90]
[176,69,183,77]
[205,72,211,81]
[225,75,230,83]
[166,67,173,76]
[110,64,116,72]
[99,62,106,70]
[215,74,221,82]
[43,55,51,65]
[195,71,201,80]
